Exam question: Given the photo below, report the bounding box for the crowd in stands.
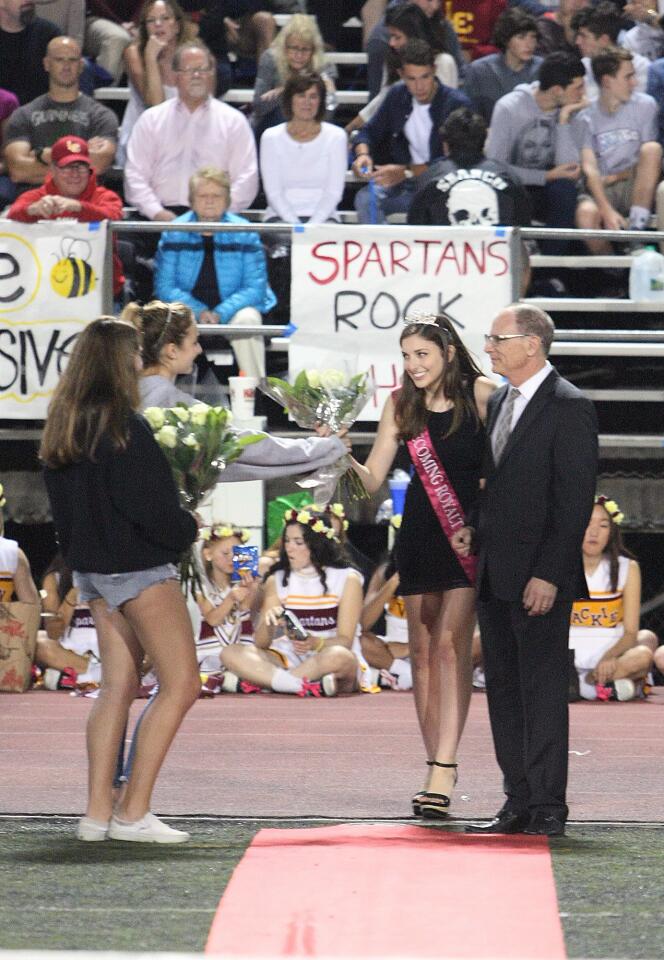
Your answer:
[5,0,664,309]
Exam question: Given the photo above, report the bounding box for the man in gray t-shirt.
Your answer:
[4,34,117,194]
[576,47,662,252]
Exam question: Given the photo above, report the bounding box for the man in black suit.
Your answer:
[454,304,598,837]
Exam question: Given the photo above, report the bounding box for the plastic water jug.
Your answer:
[628,245,664,302]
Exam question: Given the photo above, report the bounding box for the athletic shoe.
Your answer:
[76,816,109,842]
[221,671,240,693]
[472,667,486,690]
[107,812,190,844]
[321,673,337,697]
[595,678,636,702]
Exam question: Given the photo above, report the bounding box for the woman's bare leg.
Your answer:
[405,588,476,796]
[85,600,143,823]
[115,581,200,822]
[221,644,282,687]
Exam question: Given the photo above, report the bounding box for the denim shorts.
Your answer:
[73,564,179,612]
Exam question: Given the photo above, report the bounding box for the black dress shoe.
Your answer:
[523,813,566,837]
[464,810,530,834]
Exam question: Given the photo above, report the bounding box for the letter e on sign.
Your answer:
[0,233,42,313]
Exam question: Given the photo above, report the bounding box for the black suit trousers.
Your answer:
[477,591,571,820]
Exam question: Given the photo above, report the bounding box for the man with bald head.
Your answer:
[453,304,598,837]
[4,34,117,193]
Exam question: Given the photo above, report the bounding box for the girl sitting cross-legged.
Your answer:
[220,507,363,697]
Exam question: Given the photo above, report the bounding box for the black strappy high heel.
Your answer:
[411,760,434,816]
[419,761,458,820]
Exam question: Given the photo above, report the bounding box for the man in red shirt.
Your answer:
[8,134,124,298]
[445,0,507,60]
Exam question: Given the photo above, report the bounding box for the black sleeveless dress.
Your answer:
[395,407,485,596]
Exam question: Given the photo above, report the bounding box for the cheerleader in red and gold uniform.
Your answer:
[569,496,658,701]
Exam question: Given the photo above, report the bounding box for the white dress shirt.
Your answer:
[124,96,258,219]
[506,360,553,431]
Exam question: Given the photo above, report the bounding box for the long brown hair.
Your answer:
[594,495,635,592]
[40,318,141,467]
[121,299,194,367]
[394,313,484,441]
[137,0,193,55]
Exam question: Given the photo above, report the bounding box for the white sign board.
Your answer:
[0,220,107,419]
[290,225,513,420]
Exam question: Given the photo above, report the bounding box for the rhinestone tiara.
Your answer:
[403,311,439,326]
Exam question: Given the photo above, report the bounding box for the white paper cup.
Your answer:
[228,376,258,419]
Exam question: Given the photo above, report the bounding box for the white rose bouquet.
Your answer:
[143,403,262,591]
[259,368,374,501]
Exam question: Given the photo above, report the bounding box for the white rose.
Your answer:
[172,407,190,422]
[305,369,322,389]
[182,433,198,448]
[189,403,210,426]
[143,407,165,430]
[320,369,346,391]
[155,425,178,449]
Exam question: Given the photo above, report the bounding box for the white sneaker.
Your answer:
[612,678,636,701]
[107,812,190,844]
[472,666,486,690]
[76,816,109,842]
[321,673,337,697]
[221,670,240,693]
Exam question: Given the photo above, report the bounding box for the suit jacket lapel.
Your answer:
[498,369,558,467]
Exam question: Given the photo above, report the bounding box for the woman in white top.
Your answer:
[569,495,658,701]
[118,0,194,163]
[221,507,363,696]
[260,72,348,224]
[252,13,337,138]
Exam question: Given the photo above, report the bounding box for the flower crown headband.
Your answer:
[595,495,624,525]
[313,501,349,532]
[200,523,251,543]
[283,508,339,541]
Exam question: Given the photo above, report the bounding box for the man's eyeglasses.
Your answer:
[145,15,175,25]
[484,333,533,346]
[176,66,214,75]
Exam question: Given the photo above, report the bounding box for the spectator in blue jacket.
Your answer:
[154,166,276,378]
[351,38,469,223]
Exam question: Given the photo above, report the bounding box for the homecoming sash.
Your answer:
[407,427,477,586]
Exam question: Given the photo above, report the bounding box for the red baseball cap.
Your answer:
[51,136,91,168]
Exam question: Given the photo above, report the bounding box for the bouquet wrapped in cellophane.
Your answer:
[143,403,262,592]
[259,368,374,502]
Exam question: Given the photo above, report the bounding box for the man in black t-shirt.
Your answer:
[408,107,532,226]
[0,0,59,104]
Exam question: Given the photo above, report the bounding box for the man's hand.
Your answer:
[372,164,409,188]
[260,86,283,102]
[27,195,58,218]
[522,577,557,616]
[154,209,176,222]
[559,98,589,124]
[600,205,627,231]
[352,153,374,178]
[451,526,474,557]
[545,163,581,182]
[52,196,82,215]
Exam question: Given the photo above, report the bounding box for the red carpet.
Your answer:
[206,823,565,957]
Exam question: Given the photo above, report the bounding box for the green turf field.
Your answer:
[1,819,662,957]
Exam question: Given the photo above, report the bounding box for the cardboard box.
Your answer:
[0,602,40,693]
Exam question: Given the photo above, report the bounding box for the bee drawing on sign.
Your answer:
[50,237,96,298]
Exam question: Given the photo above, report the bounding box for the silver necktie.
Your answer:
[492,387,520,463]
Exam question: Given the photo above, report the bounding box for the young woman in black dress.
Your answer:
[352,314,495,817]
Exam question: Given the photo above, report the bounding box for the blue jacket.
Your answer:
[154,209,276,324]
[354,80,470,166]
